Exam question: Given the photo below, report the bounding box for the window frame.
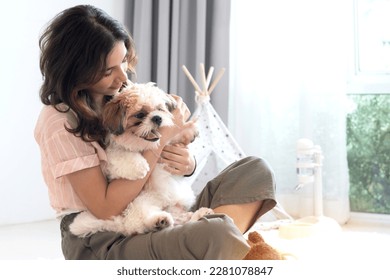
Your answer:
[347,0,390,94]
[347,0,390,221]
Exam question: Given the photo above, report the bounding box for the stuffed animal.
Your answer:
[243,231,284,260]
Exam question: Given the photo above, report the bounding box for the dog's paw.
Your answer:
[112,154,150,180]
[190,207,214,222]
[131,165,149,180]
[172,211,193,225]
[144,212,174,232]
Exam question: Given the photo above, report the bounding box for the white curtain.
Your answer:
[229,0,352,224]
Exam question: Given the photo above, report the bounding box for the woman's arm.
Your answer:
[66,145,164,219]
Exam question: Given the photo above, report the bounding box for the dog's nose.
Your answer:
[151,115,162,126]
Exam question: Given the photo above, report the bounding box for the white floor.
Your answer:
[257,221,390,261]
[0,219,63,260]
[0,217,389,260]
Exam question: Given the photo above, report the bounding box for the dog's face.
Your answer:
[102,83,177,151]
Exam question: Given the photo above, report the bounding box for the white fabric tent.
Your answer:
[186,92,246,195]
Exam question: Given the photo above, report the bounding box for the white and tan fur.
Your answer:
[70,82,212,237]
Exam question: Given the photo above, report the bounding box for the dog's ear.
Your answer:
[102,96,127,135]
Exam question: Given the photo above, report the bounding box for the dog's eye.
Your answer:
[134,112,145,119]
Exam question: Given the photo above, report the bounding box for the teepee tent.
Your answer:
[182,64,245,194]
[181,64,292,223]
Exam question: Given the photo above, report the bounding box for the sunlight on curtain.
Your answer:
[229,0,353,223]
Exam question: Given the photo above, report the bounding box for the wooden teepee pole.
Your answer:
[182,63,225,96]
[207,68,225,95]
[182,65,202,94]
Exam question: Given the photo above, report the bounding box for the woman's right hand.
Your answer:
[160,95,194,145]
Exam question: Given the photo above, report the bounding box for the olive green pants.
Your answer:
[60,156,276,260]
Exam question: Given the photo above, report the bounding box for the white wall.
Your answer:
[0,0,125,226]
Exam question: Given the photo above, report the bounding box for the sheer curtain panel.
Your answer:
[229,0,352,224]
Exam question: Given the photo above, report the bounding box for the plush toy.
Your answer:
[243,231,284,260]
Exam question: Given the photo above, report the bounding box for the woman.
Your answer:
[34,4,276,260]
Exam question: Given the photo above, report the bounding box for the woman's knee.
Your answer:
[192,214,250,259]
[245,156,274,174]
[245,156,276,186]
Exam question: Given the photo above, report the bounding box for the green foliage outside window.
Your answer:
[347,94,390,214]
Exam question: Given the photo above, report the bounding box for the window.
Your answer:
[347,94,390,214]
[347,0,390,215]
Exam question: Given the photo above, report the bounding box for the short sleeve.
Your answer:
[35,106,105,179]
[48,130,101,178]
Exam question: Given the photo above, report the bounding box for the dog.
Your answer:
[70,82,213,237]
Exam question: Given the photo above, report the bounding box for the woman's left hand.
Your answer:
[159,144,196,176]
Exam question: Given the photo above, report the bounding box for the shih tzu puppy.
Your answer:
[70,82,213,237]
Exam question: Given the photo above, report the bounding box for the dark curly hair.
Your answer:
[39,5,137,147]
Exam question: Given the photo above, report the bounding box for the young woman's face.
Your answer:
[88,41,128,102]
